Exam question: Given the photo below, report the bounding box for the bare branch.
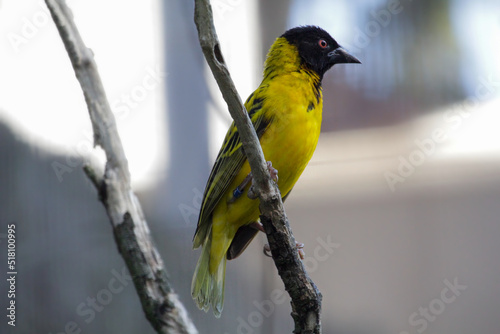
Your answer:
[45,1,198,333]
[193,1,322,333]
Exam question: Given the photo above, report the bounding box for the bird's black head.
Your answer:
[281,26,361,79]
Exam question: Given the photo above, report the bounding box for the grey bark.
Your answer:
[45,1,198,333]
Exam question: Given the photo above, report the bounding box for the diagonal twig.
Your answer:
[193,1,322,333]
[45,1,198,333]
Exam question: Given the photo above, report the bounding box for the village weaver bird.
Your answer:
[192,25,360,317]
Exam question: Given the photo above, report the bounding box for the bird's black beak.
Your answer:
[328,47,361,64]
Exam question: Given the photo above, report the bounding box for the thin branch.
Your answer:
[193,1,322,333]
[45,1,198,333]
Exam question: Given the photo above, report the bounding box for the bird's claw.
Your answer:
[263,242,305,259]
[263,244,272,257]
[296,242,305,260]
[247,185,258,199]
[230,161,278,202]
[266,161,279,183]
[248,161,278,199]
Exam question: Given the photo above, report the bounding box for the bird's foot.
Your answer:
[229,172,253,203]
[248,161,278,199]
[296,242,305,260]
[263,242,305,260]
[249,221,265,232]
[266,161,279,183]
[250,222,305,260]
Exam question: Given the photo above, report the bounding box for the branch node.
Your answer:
[83,163,101,187]
[213,43,224,64]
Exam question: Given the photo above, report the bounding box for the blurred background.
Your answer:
[1,0,500,333]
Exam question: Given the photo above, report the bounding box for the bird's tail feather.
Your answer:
[191,231,226,318]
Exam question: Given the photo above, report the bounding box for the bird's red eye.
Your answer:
[318,39,328,48]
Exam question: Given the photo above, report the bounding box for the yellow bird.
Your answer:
[192,26,360,317]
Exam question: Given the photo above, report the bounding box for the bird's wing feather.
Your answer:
[193,95,270,247]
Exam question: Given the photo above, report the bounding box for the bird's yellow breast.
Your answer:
[220,70,323,230]
[259,73,323,195]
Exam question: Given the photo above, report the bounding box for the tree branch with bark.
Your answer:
[45,1,197,333]
[193,1,322,333]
